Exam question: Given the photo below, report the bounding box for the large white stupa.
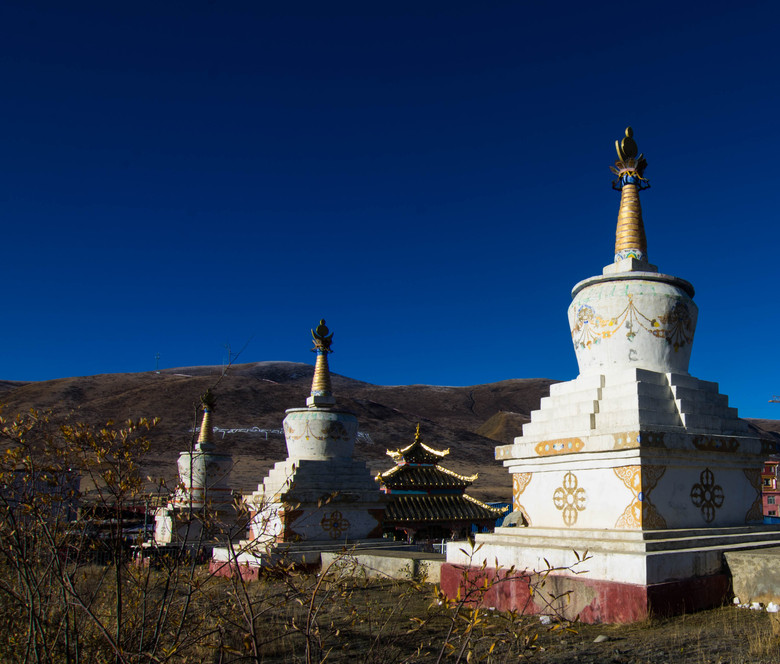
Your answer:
[443,128,780,623]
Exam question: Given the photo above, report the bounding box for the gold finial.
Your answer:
[308,319,336,407]
[616,126,638,162]
[201,388,216,411]
[311,319,333,353]
[610,127,649,263]
[197,389,216,448]
[414,422,421,441]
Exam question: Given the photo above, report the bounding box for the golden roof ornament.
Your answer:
[311,319,334,353]
[307,319,336,407]
[610,126,649,263]
[386,422,450,462]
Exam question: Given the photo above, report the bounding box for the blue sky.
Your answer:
[2,1,779,418]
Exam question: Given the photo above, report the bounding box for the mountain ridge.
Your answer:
[1,363,777,502]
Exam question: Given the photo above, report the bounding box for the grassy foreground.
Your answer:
[2,411,778,663]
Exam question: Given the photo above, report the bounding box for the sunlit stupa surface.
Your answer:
[443,127,779,623]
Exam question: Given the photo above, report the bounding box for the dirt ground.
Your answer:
[524,606,779,664]
[233,571,780,664]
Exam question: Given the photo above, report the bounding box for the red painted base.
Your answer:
[439,563,731,624]
[210,559,262,581]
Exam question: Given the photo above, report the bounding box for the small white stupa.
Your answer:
[213,320,385,568]
[153,389,237,545]
[443,127,780,623]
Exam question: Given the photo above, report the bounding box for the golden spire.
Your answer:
[610,127,650,263]
[196,389,216,449]
[311,351,333,396]
[307,319,336,407]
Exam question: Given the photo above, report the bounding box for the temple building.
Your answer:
[443,128,780,623]
[153,389,238,546]
[377,424,507,542]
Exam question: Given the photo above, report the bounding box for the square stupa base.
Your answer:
[443,525,780,623]
[440,562,730,623]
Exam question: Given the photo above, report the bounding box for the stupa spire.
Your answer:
[611,127,649,263]
[196,388,216,450]
[307,319,336,407]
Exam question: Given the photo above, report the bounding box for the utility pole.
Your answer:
[154,352,160,374]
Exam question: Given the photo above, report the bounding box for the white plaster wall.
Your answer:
[568,275,697,377]
[283,408,358,459]
[507,450,762,531]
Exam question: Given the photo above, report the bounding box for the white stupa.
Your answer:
[153,389,237,545]
[211,320,385,570]
[443,127,780,623]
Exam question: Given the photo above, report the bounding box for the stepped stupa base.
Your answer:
[248,455,386,544]
[443,127,780,623]
[444,525,780,622]
[209,537,393,579]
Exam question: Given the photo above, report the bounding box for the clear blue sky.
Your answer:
[2,1,779,418]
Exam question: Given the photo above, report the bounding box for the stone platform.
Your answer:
[444,526,780,622]
[725,546,780,607]
[210,539,421,578]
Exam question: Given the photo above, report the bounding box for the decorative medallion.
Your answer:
[743,468,763,523]
[571,295,693,352]
[691,436,739,454]
[320,510,351,539]
[325,421,349,441]
[656,301,694,352]
[553,472,586,526]
[690,468,724,523]
[512,473,533,525]
[535,438,585,456]
[612,431,666,450]
[613,465,666,529]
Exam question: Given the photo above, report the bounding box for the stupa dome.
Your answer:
[568,128,698,376]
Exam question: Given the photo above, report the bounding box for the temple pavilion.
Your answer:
[377,424,507,542]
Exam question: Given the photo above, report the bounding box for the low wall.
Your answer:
[320,549,444,583]
[725,546,780,605]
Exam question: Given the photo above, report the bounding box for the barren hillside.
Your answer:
[0,363,557,501]
[2,363,777,503]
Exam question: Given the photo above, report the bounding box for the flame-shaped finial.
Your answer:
[610,127,650,263]
[307,319,336,407]
[312,319,333,352]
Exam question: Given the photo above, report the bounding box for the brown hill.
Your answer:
[476,411,531,444]
[3,363,777,503]
[0,362,557,502]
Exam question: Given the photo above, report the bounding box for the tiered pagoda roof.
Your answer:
[384,493,504,524]
[377,424,506,531]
